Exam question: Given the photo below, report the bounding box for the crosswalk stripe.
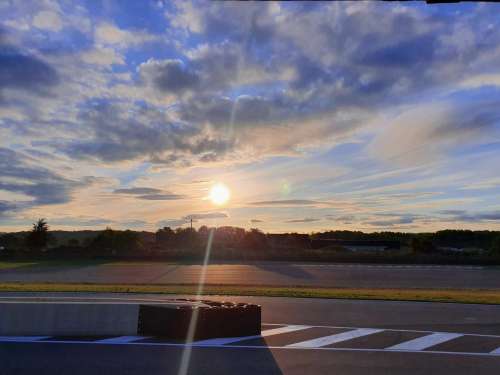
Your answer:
[490,347,500,355]
[286,328,384,348]
[387,332,463,351]
[0,336,50,342]
[95,336,149,343]
[193,325,311,346]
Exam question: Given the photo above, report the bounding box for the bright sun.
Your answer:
[209,183,230,206]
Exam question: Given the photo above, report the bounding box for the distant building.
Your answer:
[311,239,400,251]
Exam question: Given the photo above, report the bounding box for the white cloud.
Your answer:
[95,22,158,48]
[81,47,125,66]
[32,10,63,32]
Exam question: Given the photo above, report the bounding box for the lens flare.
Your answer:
[209,183,230,205]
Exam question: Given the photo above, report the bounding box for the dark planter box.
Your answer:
[138,299,261,340]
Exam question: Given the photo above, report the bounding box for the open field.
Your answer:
[1,282,500,305]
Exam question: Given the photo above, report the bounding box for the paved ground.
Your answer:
[1,293,500,374]
[0,261,498,289]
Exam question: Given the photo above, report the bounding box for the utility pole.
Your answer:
[190,217,193,230]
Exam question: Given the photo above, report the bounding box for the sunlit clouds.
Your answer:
[0,1,500,232]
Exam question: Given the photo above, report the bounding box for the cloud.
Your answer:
[183,212,228,220]
[0,201,17,217]
[60,102,233,164]
[285,218,320,223]
[250,219,264,223]
[368,100,500,165]
[439,210,500,223]
[32,10,63,32]
[80,47,124,66]
[0,47,59,96]
[136,194,185,200]
[113,187,186,200]
[139,59,200,95]
[95,22,158,48]
[0,148,84,212]
[249,200,326,206]
[114,187,163,195]
[364,213,423,227]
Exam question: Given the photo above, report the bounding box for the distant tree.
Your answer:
[89,228,142,255]
[67,238,80,247]
[491,235,500,257]
[0,233,22,251]
[410,237,436,254]
[156,227,175,249]
[25,218,50,251]
[242,228,268,251]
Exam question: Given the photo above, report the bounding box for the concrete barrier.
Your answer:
[0,298,261,339]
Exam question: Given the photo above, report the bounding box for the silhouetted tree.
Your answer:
[25,218,50,252]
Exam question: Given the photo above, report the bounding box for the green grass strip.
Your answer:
[0,282,499,305]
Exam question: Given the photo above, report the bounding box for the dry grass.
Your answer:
[0,282,499,304]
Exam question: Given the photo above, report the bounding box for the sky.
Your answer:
[1,0,500,233]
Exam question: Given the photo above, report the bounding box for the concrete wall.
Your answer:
[0,302,140,336]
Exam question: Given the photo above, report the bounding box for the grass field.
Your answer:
[0,282,499,305]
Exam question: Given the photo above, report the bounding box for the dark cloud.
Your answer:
[61,102,233,164]
[359,35,436,68]
[250,219,264,223]
[285,218,320,223]
[137,193,186,200]
[0,30,59,97]
[139,59,200,94]
[114,187,163,195]
[0,201,17,216]
[0,148,81,210]
[365,213,421,227]
[440,210,500,223]
[114,187,186,200]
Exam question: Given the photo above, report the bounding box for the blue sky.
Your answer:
[1,0,500,232]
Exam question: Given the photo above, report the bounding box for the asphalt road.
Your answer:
[1,293,500,374]
[0,261,499,289]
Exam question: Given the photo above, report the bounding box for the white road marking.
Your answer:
[0,336,50,342]
[490,347,500,355]
[194,325,311,346]
[95,336,149,343]
[286,328,384,348]
[387,332,463,351]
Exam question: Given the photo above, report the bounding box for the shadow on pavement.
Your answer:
[253,263,314,280]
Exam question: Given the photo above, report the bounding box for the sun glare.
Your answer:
[209,183,230,206]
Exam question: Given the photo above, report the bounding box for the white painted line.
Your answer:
[261,325,312,337]
[193,325,311,346]
[286,328,384,348]
[490,347,500,355]
[0,336,50,342]
[387,332,463,351]
[95,336,149,344]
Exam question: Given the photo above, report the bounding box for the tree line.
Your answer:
[1,219,500,260]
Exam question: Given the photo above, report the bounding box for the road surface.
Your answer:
[1,293,500,374]
[0,261,499,289]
